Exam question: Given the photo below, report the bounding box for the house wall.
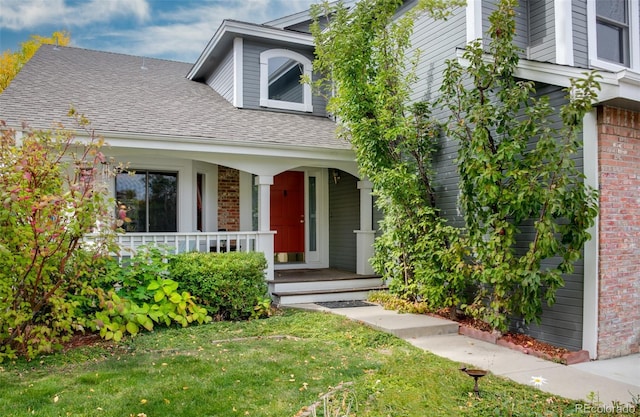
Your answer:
[329,171,359,272]
[409,4,466,103]
[218,166,240,231]
[409,0,588,351]
[516,84,585,351]
[480,0,529,52]
[206,49,234,103]
[526,0,555,62]
[408,5,466,228]
[572,0,589,68]
[242,40,327,116]
[597,106,640,359]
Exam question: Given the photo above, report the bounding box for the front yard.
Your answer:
[0,310,606,416]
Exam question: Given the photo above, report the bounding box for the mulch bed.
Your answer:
[63,333,112,352]
[500,332,570,358]
[430,308,588,365]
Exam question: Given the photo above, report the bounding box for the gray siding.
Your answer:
[373,196,384,237]
[329,171,359,272]
[242,40,327,116]
[408,0,586,350]
[407,6,466,226]
[243,41,261,108]
[430,80,585,351]
[482,0,535,58]
[514,1,531,53]
[518,84,584,351]
[409,4,466,103]
[206,49,234,103]
[572,0,589,68]
[527,0,556,62]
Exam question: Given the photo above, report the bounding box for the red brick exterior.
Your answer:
[217,166,240,232]
[597,106,640,359]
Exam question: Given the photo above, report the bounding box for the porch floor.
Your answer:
[273,268,380,283]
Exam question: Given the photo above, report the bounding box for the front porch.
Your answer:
[102,233,385,305]
[98,153,380,299]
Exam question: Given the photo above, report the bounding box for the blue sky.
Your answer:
[0,0,318,62]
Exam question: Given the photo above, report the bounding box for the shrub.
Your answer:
[169,252,268,320]
[0,113,119,362]
[92,247,211,342]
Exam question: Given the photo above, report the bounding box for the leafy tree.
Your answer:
[439,0,600,330]
[310,0,469,315]
[312,0,599,330]
[0,108,118,361]
[0,31,70,93]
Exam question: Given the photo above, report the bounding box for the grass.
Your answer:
[0,310,624,417]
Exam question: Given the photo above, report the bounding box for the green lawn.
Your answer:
[0,310,608,416]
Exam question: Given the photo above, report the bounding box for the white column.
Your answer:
[256,175,275,281]
[355,180,375,275]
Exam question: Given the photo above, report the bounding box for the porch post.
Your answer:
[355,180,375,275]
[256,175,275,281]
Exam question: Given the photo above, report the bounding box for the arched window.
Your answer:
[260,49,313,112]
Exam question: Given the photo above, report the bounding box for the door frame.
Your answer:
[274,167,329,270]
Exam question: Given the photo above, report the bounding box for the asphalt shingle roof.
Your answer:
[0,45,349,151]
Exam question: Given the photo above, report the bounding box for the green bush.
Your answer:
[91,247,211,342]
[169,252,268,320]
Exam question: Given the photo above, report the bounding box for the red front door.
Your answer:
[271,171,305,253]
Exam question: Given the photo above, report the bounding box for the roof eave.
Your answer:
[456,49,640,108]
[95,130,352,159]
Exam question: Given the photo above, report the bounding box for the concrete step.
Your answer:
[274,286,388,305]
[328,306,460,339]
[269,276,384,293]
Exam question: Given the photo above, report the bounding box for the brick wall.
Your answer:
[597,106,640,359]
[217,166,240,231]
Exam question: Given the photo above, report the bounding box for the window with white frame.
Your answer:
[116,171,177,232]
[589,0,640,71]
[260,49,313,112]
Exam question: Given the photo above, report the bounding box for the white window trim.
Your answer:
[233,37,243,108]
[555,0,574,66]
[587,0,640,72]
[466,0,483,46]
[259,49,313,112]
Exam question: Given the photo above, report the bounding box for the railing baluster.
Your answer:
[88,231,269,260]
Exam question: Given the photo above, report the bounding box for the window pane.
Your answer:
[596,0,627,24]
[116,172,147,232]
[115,171,177,232]
[268,57,303,103]
[597,21,625,63]
[148,172,177,232]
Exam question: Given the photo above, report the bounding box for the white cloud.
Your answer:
[0,0,149,30]
[76,0,317,62]
[1,0,318,61]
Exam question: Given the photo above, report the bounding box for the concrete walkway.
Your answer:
[293,303,640,406]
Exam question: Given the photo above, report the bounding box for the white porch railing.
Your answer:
[85,231,276,280]
[87,232,252,259]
